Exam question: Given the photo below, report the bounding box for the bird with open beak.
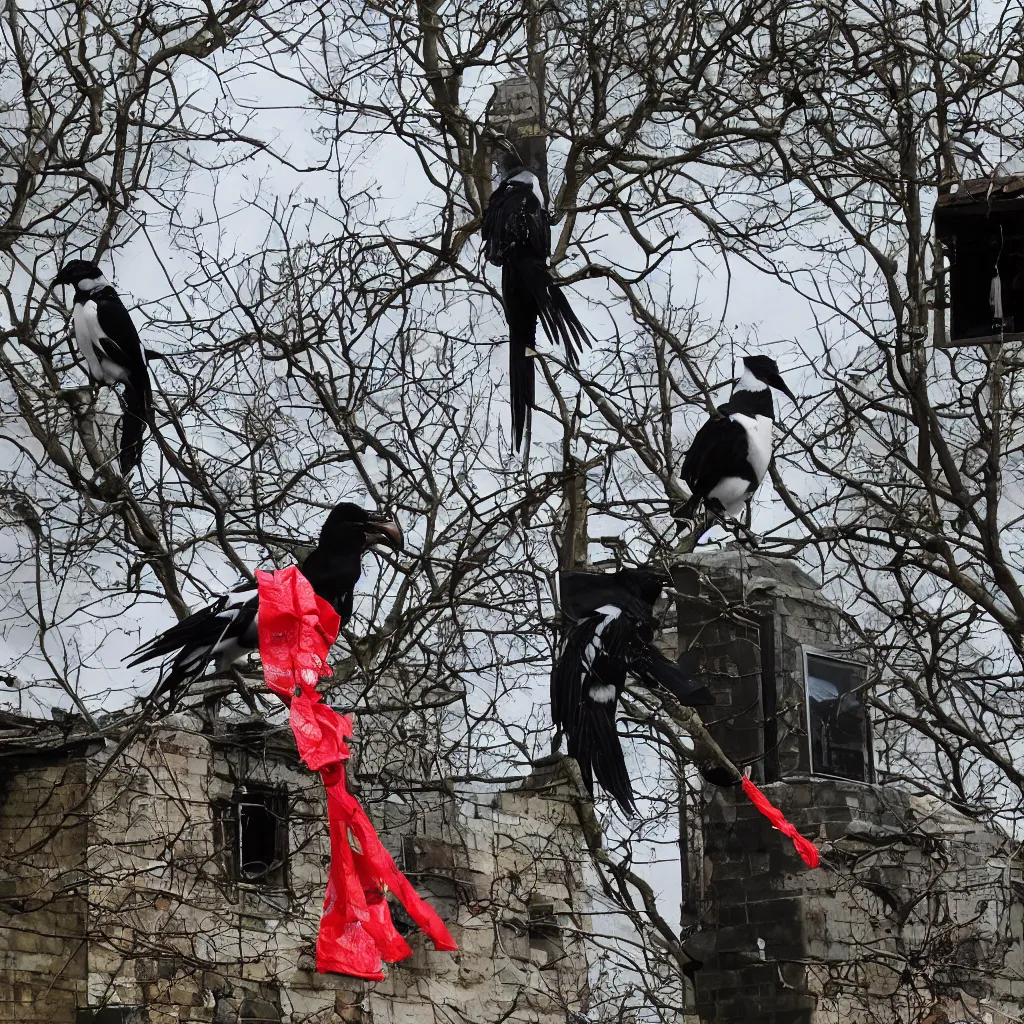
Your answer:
[127,503,403,707]
[677,354,797,524]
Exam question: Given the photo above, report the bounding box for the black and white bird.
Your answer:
[481,156,589,451]
[551,568,714,815]
[127,503,402,706]
[52,259,154,475]
[677,355,796,525]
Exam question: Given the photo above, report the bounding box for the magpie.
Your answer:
[677,355,796,525]
[551,568,714,816]
[127,503,402,706]
[481,155,589,451]
[53,259,154,475]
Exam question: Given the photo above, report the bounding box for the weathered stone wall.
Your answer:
[0,714,593,1024]
[363,780,592,1024]
[694,778,1024,1024]
[669,549,1024,1024]
[0,759,89,1021]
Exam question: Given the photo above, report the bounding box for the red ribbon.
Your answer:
[256,566,458,979]
[741,776,820,869]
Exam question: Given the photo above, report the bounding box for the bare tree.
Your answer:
[3,0,1024,1021]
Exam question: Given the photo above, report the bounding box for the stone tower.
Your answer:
[671,548,1023,1024]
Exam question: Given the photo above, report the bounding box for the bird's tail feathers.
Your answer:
[136,657,193,715]
[154,665,185,709]
[634,647,715,708]
[543,283,589,364]
[503,264,538,452]
[569,706,636,816]
[515,259,589,364]
[509,338,536,452]
[119,364,153,475]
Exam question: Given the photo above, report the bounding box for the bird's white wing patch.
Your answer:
[580,604,622,688]
[211,589,258,669]
[72,301,108,381]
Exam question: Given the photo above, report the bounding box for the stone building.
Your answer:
[3,548,1024,1024]
[672,548,1024,1024]
[0,707,593,1024]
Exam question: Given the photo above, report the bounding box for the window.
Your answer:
[528,896,564,963]
[212,993,281,1024]
[213,787,288,887]
[803,651,872,783]
[936,176,1024,344]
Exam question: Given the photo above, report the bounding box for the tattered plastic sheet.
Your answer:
[741,775,820,869]
[256,566,458,979]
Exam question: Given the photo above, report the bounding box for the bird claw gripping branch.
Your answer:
[256,565,458,980]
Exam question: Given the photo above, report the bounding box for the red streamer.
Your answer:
[741,775,820,869]
[256,566,458,979]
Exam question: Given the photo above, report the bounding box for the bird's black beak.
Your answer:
[364,514,403,552]
[770,375,797,404]
[53,268,73,286]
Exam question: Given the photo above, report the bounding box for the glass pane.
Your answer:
[806,653,870,782]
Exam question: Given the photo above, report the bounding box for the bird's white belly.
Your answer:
[580,604,621,686]
[214,638,251,672]
[730,412,773,483]
[73,301,127,384]
[708,476,754,517]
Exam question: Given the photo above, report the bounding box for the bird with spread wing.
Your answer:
[128,503,402,707]
[552,568,713,815]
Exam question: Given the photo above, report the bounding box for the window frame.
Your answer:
[802,646,875,785]
[212,785,290,891]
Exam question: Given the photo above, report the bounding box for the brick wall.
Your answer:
[0,760,89,1021]
[669,548,1024,1024]
[0,714,593,1024]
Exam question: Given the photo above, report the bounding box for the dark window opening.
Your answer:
[936,178,1024,343]
[213,992,282,1024]
[389,900,417,937]
[528,896,564,962]
[804,651,872,783]
[239,996,282,1023]
[213,787,288,887]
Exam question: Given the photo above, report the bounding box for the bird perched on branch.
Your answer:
[481,152,589,451]
[52,259,154,476]
[676,355,797,528]
[551,568,714,816]
[128,503,402,707]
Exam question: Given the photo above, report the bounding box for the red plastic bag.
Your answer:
[256,567,458,978]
